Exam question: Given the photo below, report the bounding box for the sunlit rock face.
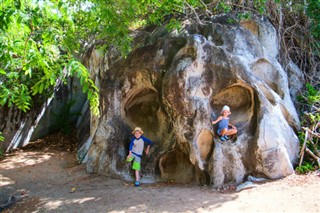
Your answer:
[85,15,300,186]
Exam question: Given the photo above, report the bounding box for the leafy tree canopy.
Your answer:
[0,0,319,117]
[0,0,99,115]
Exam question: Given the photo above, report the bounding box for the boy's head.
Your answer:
[132,127,144,135]
[221,105,231,115]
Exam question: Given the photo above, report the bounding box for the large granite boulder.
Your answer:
[85,15,300,186]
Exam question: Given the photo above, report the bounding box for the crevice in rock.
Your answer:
[258,83,277,106]
[159,149,195,183]
[123,88,160,137]
[251,58,284,99]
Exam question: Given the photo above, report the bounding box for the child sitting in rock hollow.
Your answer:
[212,105,237,141]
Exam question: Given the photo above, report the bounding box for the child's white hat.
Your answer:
[132,127,144,134]
[221,105,231,114]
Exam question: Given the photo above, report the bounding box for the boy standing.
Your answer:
[126,127,153,186]
[212,105,237,141]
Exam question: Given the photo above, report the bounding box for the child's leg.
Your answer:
[132,161,141,177]
[218,128,227,136]
[217,128,228,141]
[226,126,237,136]
[132,154,141,185]
[135,170,140,181]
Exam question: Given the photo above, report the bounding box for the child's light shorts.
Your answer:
[217,129,224,135]
[217,127,229,136]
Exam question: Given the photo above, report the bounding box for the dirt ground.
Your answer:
[1,133,320,213]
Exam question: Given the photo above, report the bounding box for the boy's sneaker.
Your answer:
[224,135,229,140]
[126,156,134,162]
[134,181,140,186]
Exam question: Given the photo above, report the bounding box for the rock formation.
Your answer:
[84,15,300,186]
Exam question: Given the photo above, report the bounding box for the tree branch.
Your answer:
[305,147,320,167]
[302,127,320,139]
[299,130,308,167]
[185,1,203,25]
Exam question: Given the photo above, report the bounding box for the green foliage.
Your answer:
[237,12,253,21]
[305,84,320,104]
[297,83,320,114]
[296,84,320,172]
[0,0,319,143]
[0,132,3,157]
[166,19,182,32]
[83,0,202,55]
[218,2,231,13]
[254,0,268,14]
[227,18,237,24]
[0,0,99,116]
[306,0,320,40]
[67,60,100,116]
[0,132,4,142]
[295,161,315,174]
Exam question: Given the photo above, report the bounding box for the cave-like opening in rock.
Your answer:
[123,88,160,138]
[210,85,255,136]
[159,150,195,183]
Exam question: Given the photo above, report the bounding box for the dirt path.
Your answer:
[1,137,320,213]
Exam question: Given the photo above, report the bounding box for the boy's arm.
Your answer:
[127,138,134,158]
[141,136,153,146]
[141,136,153,155]
[145,145,151,155]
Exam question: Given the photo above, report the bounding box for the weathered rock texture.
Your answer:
[85,15,300,186]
